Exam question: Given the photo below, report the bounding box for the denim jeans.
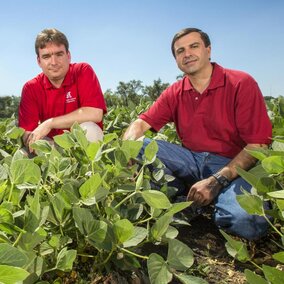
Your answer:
[141,138,270,240]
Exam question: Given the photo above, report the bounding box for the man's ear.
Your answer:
[68,51,71,63]
[37,56,41,67]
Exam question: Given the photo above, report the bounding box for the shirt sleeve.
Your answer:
[76,63,107,114]
[139,87,174,131]
[235,77,272,145]
[18,82,40,131]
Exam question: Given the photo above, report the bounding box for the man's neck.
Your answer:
[50,78,64,89]
[188,63,213,94]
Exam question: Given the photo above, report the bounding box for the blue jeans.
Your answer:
[141,138,270,240]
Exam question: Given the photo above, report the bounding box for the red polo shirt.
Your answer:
[18,63,107,138]
[139,63,272,158]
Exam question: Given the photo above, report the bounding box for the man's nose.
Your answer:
[50,55,57,64]
[184,47,193,57]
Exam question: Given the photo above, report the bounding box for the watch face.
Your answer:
[213,173,230,187]
[220,176,229,187]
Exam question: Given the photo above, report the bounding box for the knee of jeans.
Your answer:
[214,208,270,240]
[80,121,103,142]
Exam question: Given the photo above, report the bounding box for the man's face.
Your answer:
[37,42,71,86]
[174,32,211,76]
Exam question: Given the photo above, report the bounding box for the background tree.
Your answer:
[115,80,144,105]
[143,78,169,101]
[0,96,20,119]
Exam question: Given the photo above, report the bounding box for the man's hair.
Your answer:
[171,28,211,57]
[35,28,69,56]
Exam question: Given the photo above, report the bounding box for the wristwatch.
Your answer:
[212,173,230,188]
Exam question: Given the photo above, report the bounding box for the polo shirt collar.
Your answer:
[42,64,73,89]
[183,63,225,91]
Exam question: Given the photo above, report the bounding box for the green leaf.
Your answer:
[262,156,284,174]
[71,123,89,149]
[121,140,143,159]
[115,148,128,168]
[164,225,179,239]
[0,243,29,267]
[263,264,284,284]
[141,190,171,209]
[144,140,158,164]
[73,207,93,235]
[167,239,194,271]
[0,265,29,284]
[30,139,53,153]
[54,132,75,149]
[73,207,108,246]
[0,208,13,224]
[246,149,268,161]
[268,190,284,199]
[0,165,8,181]
[244,269,268,284]
[236,191,264,216]
[10,159,41,185]
[24,208,40,232]
[147,253,172,284]
[79,173,102,200]
[113,219,134,244]
[103,133,118,144]
[18,228,47,251]
[86,142,101,160]
[220,230,251,262]
[123,226,148,248]
[237,167,270,195]
[166,201,192,215]
[55,247,77,272]
[135,168,144,190]
[175,273,208,284]
[6,126,24,139]
[151,214,172,241]
[272,251,284,264]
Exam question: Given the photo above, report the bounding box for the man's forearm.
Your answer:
[123,119,151,140]
[45,107,103,130]
[216,144,268,181]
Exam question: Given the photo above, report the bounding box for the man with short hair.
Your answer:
[19,28,106,152]
[123,28,272,240]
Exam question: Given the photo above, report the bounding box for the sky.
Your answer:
[0,0,283,98]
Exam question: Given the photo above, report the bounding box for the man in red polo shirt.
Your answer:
[123,28,272,240]
[18,28,106,152]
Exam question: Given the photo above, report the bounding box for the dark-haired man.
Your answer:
[123,28,272,240]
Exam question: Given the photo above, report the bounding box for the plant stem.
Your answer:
[114,191,137,209]
[249,260,262,271]
[96,248,114,267]
[77,253,96,258]
[119,247,149,260]
[13,231,23,247]
[136,216,153,225]
[264,214,283,237]
[8,182,15,202]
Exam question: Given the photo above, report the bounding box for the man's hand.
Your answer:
[187,177,222,207]
[26,119,53,152]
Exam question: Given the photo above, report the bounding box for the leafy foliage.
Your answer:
[219,96,284,283]
[0,119,196,283]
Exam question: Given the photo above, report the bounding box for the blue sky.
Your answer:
[0,0,283,97]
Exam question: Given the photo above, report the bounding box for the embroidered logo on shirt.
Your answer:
[66,91,76,103]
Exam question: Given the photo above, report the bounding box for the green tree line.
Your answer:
[0,78,169,119]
